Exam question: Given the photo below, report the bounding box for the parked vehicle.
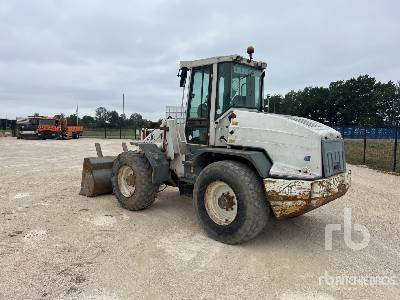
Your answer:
[80,48,351,244]
[16,116,84,139]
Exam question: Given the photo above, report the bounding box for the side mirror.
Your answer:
[178,67,188,87]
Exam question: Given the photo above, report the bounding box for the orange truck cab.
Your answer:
[37,118,60,139]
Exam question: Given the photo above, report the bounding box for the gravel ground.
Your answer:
[0,137,399,299]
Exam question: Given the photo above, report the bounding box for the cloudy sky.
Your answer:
[0,0,399,120]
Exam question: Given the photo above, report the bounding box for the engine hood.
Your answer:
[224,110,343,179]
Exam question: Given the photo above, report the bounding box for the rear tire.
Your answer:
[193,160,270,244]
[112,151,157,211]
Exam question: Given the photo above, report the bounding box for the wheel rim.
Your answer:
[204,181,238,226]
[118,165,136,197]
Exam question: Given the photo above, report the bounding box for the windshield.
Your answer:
[39,119,56,126]
[216,62,263,117]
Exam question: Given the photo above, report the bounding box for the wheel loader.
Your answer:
[80,48,351,244]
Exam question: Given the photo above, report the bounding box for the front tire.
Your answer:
[112,151,157,211]
[193,160,270,244]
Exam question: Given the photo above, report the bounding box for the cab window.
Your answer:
[216,62,262,118]
[188,67,211,119]
[39,119,56,126]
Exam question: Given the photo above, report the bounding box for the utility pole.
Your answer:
[394,124,398,172]
[76,104,79,126]
[121,93,125,139]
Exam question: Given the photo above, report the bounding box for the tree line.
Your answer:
[265,75,400,127]
[64,107,152,129]
[59,74,399,129]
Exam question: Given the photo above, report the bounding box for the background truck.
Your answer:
[55,116,84,139]
[16,116,43,139]
[80,48,351,244]
[17,116,84,139]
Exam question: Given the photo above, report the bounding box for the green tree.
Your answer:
[279,91,301,116]
[375,81,400,126]
[272,74,400,127]
[81,115,96,128]
[329,75,376,126]
[120,113,127,128]
[129,113,144,128]
[108,110,120,128]
[95,107,109,127]
[264,94,283,113]
[66,114,79,126]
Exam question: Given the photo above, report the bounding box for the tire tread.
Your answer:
[111,151,156,211]
[193,160,270,244]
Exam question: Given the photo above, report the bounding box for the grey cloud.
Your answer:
[1,0,399,119]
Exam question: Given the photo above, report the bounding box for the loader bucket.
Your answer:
[79,156,116,197]
[79,142,130,197]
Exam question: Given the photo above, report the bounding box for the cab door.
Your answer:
[185,65,211,145]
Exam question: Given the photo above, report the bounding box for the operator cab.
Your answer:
[179,49,267,146]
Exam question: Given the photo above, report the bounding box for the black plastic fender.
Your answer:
[138,143,171,184]
[192,148,272,178]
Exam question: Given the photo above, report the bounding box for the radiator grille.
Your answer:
[322,140,346,177]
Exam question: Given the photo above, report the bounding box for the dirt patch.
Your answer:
[0,137,399,299]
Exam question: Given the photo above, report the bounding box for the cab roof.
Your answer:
[180,55,267,70]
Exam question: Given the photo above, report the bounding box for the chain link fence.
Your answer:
[81,127,142,140]
[335,126,399,173]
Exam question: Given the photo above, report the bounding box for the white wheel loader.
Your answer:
[80,48,351,244]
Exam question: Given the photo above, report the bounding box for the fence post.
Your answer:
[363,127,367,164]
[394,126,398,172]
[104,125,107,139]
[119,124,122,139]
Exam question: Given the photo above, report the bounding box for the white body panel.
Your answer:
[216,109,342,179]
[152,109,342,180]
